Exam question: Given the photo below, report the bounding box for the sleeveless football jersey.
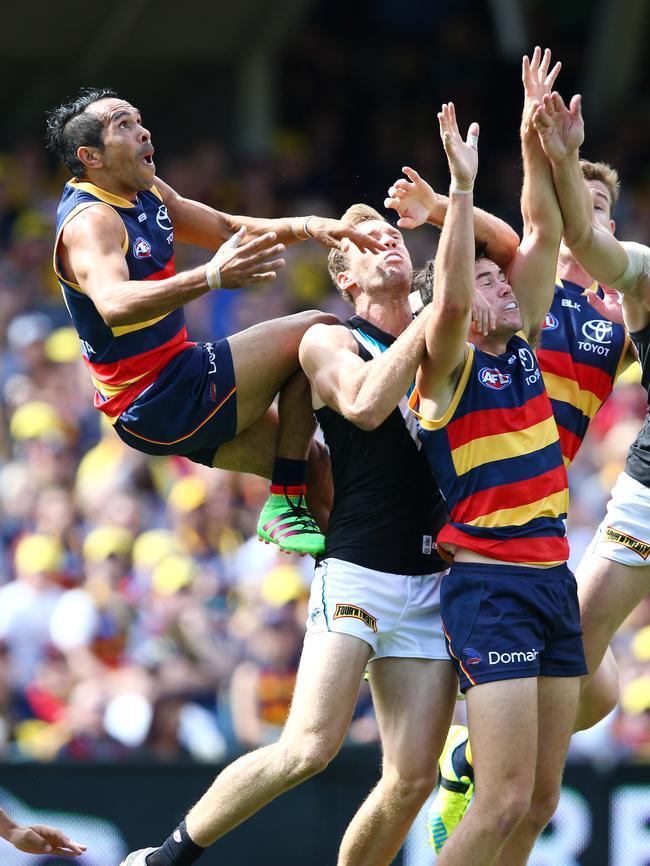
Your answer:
[315,316,448,575]
[537,277,630,466]
[410,334,569,565]
[53,179,192,419]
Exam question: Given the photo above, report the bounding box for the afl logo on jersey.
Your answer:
[156,205,173,231]
[479,367,512,390]
[133,237,152,258]
[543,312,559,330]
[582,319,613,344]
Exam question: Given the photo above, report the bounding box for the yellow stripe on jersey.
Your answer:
[542,370,602,419]
[451,415,559,477]
[111,313,168,336]
[91,370,150,398]
[466,489,569,528]
[68,179,136,209]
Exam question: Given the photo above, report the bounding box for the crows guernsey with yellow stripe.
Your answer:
[409,334,569,566]
[53,179,191,420]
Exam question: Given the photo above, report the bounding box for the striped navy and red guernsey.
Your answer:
[409,334,570,566]
[53,179,193,421]
[537,277,630,467]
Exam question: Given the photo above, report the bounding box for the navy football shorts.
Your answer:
[114,339,237,466]
[440,561,587,692]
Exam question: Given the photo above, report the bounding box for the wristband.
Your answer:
[450,179,474,195]
[206,262,221,290]
[291,215,315,240]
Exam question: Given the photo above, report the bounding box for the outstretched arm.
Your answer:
[508,46,563,344]
[299,308,432,431]
[154,177,386,254]
[416,103,478,416]
[534,92,650,331]
[384,166,519,269]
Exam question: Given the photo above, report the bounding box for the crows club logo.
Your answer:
[518,346,536,372]
[133,237,152,258]
[478,367,512,390]
[462,646,482,665]
[543,312,559,330]
[156,204,173,231]
[582,319,613,344]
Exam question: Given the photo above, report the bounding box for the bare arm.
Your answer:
[61,205,286,327]
[384,165,519,269]
[508,47,563,344]
[534,92,629,284]
[416,104,479,417]
[299,309,432,431]
[155,176,386,254]
[534,91,650,331]
[0,809,86,857]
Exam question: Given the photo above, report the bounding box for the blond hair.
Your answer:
[327,204,386,302]
[580,159,620,212]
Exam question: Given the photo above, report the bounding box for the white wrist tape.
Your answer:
[609,241,650,295]
[206,229,246,290]
[450,180,474,195]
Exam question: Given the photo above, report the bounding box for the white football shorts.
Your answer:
[585,470,650,567]
[306,557,448,661]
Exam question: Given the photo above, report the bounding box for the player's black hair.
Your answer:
[414,242,488,307]
[45,87,119,179]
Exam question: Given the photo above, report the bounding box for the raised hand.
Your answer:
[207,227,287,288]
[438,102,479,189]
[522,46,561,137]
[305,217,387,253]
[384,167,438,229]
[587,286,625,325]
[533,91,585,164]
[6,823,87,857]
[471,291,497,336]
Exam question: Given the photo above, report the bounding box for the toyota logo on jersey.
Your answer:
[582,319,613,344]
[479,367,512,390]
[543,312,559,330]
[133,237,152,258]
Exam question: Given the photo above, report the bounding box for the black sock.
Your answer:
[452,741,474,781]
[271,457,307,488]
[146,821,204,866]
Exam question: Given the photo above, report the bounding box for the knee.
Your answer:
[475,789,532,839]
[381,764,438,809]
[278,732,339,783]
[296,309,339,330]
[522,787,561,835]
[576,671,620,732]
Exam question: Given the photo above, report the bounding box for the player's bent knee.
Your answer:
[524,788,561,833]
[278,734,339,782]
[575,679,619,731]
[476,789,532,838]
[382,765,438,805]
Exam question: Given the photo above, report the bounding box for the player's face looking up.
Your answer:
[342,219,413,290]
[82,98,155,196]
[586,179,615,233]
[474,257,523,333]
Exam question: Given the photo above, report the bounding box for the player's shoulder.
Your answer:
[61,202,125,247]
[302,320,354,350]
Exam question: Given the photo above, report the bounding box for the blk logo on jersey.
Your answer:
[133,237,152,258]
[462,646,482,665]
[478,367,512,390]
[543,312,559,330]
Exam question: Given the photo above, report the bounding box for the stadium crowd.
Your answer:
[1,6,650,767]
